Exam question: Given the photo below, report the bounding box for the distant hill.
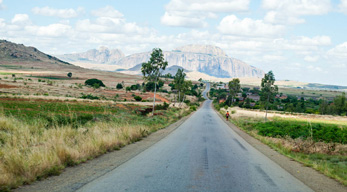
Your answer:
[57,47,124,64]
[0,40,71,65]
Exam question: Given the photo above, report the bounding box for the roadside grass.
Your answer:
[227,115,347,185]
[0,99,193,191]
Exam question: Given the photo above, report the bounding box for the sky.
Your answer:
[0,0,347,86]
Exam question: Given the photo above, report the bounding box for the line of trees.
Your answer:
[211,70,347,117]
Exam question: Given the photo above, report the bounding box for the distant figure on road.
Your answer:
[226,111,230,121]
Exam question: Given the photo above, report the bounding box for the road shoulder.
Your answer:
[214,108,346,192]
[15,108,197,192]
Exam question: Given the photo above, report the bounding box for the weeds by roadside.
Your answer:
[0,99,194,191]
[229,116,347,185]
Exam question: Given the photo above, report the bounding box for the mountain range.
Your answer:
[57,45,264,78]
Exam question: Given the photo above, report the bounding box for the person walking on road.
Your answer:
[226,111,230,121]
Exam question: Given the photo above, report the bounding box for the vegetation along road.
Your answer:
[75,83,314,192]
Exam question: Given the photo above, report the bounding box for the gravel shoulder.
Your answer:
[215,108,346,192]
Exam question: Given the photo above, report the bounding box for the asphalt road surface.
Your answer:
[77,83,313,192]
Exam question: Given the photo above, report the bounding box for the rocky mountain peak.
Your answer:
[57,46,125,64]
[173,44,228,57]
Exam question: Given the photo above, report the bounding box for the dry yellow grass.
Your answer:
[0,115,153,190]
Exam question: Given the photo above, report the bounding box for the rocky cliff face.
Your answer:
[116,45,264,78]
[57,46,124,64]
[58,44,264,78]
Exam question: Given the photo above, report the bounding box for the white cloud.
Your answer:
[262,0,331,24]
[217,15,285,37]
[11,14,31,25]
[161,0,250,28]
[27,24,73,37]
[339,0,347,14]
[307,65,323,72]
[91,6,123,18]
[304,55,319,62]
[161,12,207,28]
[263,55,286,61]
[293,36,331,46]
[0,0,4,10]
[32,6,83,19]
[328,42,347,58]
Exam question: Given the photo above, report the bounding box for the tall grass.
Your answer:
[230,116,347,185]
[0,101,190,191]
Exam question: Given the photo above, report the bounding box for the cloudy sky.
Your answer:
[0,0,347,85]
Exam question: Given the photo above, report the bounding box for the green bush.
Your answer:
[116,83,123,89]
[134,96,142,101]
[80,93,99,100]
[156,102,169,110]
[252,120,347,144]
[85,79,105,87]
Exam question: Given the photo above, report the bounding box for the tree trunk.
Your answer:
[152,77,158,116]
[265,94,270,122]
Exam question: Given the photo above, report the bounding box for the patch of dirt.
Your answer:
[0,84,17,88]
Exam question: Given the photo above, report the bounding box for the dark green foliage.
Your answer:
[67,72,72,78]
[85,79,105,87]
[240,119,346,144]
[134,95,142,101]
[155,102,169,110]
[130,84,141,90]
[116,83,123,89]
[80,93,99,100]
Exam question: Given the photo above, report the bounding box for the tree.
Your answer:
[260,71,278,121]
[228,78,241,106]
[141,48,168,115]
[116,83,123,89]
[67,72,72,78]
[334,92,346,115]
[85,79,105,87]
[173,68,186,104]
[177,80,192,107]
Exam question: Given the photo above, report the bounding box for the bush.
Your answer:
[190,106,197,111]
[155,102,169,110]
[134,96,142,101]
[253,120,347,144]
[80,93,99,100]
[116,83,123,89]
[85,79,105,87]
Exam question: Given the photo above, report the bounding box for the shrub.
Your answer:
[116,83,123,89]
[85,79,105,87]
[156,102,169,110]
[134,96,142,101]
[80,93,99,100]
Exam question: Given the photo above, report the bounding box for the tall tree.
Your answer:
[228,78,241,106]
[260,71,278,121]
[180,80,192,106]
[334,92,346,115]
[173,68,186,104]
[141,48,168,115]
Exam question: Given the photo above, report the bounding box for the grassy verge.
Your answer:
[218,107,347,185]
[0,99,194,191]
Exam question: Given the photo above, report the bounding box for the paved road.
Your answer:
[77,83,313,192]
